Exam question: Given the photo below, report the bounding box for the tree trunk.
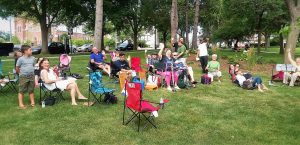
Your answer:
[279,33,284,54]
[171,0,178,41]
[284,20,300,63]
[192,0,200,49]
[133,30,138,50]
[163,31,167,47]
[40,0,48,53]
[185,0,189,49]
[40,23,49,54]
[264,33,270,50]
[257,31,262,54]
[94,0,103,50]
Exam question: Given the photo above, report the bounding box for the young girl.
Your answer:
[34,57,44,87]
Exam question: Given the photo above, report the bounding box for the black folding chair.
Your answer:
[39,79,65,104]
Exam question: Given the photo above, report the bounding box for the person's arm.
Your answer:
[288,50,297,66]
[205,61,210,70]
[218,62,221,71]
[15,58,21,74]
[41,70,58,84]
[158,47,164,59]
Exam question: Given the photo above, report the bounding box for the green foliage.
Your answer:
[104,37,115,48]
[72,39,93,47]
[59,33,69,43]
[0,38,5,43]
[23,40,32,46]
[11,36,20,44]
[137,40,149,48]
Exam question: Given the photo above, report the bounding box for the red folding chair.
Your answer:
[122,82,168,132]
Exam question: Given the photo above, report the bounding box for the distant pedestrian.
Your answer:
[197,39,209,73]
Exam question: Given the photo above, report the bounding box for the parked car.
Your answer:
[116,42,133,51]
[31,46,42,54]
[13,44,41,54]
[70,45,77,53]
[48,42,70,54]
[77,44,93,52]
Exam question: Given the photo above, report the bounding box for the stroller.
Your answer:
[58,54,71,77]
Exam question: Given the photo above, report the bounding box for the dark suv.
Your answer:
[48,42,70,54]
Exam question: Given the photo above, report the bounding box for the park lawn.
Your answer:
[0,50,299,145]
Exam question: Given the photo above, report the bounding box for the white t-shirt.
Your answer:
[236,74,246,86]
[198,43,208,57]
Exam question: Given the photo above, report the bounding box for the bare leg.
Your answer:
[18,93,25,108]
[29,92,35,106]
[262,84,269,90]
[257,85,264,92]
[73,82,87,99]
[67,83,77,105]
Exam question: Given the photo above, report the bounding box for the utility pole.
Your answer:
[9,17,12,42]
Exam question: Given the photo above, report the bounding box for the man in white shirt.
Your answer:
[197,39,209,73]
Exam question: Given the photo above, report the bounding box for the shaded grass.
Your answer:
[0,50,299,145]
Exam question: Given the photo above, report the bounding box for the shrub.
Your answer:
[23,40,32,46]
[104,38,116,48]
[72,39,93,47]
[11,36,20,44]
[137,40,149,48]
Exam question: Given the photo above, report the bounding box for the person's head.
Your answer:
[165,48,172,57]
[296,57,300,65]
[21,45,32,56]
[178,40,183,46]
[179,37,184,43]
[237,70,242,75]
[230,64,234,70]
[14,50,22,58]
[235,64,240,68]
[119,52,126,61]
[115,51,120,57]
[211,54,218,61]
[151,54,158,59]
[36,57,44,64]
[92,47,99,53]
[39,58,50,70]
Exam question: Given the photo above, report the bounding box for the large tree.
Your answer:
[0,0,92,53]
[94,0,104,50]
[192,0,200,49]
[171,0,179,40]
[284,0,300,63]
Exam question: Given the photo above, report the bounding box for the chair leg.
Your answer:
[138,113,141,132]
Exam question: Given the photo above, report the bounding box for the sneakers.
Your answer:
[174,86,180,90]
[167,87,172,91]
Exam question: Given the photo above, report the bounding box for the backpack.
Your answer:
[177,73,187,89]
[104,92,117,104]
[242,80,255,90]
[201,74,211,84]
[40,96,56,106]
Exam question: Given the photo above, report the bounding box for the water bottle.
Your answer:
[160,98,164,109]
[42,101,45,108]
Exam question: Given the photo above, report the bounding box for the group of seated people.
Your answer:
[282,50,300,87]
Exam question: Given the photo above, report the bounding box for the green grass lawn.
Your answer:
[0,50,299,145]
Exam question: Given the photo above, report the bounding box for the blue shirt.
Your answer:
[90,53,104,63]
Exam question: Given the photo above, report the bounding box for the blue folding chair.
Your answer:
[88,71,115,106]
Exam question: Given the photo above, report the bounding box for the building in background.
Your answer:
[14,17,92,45]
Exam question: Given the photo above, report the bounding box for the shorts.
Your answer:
[208,71,222,81]
[19,74,35,93]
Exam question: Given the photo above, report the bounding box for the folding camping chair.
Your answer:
[271,64,295,83]
[39,79,65,104]
[122,82,168,132]
[0,59,18,93]
[58,54,72,76]
[89,71,114,105]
